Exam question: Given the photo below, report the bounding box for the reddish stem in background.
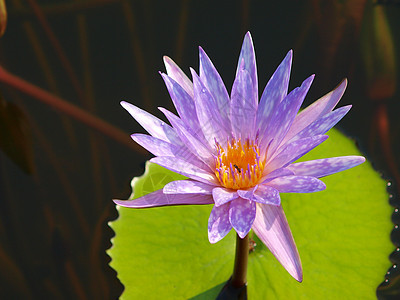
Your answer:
[0,65,144,153]
[26,0,86,105]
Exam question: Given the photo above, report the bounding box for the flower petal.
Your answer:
[236,32,258,108]
[121,101,182,146]
[252,204,302,282]
[252,185,281,205]
[131,134,208,170]
[284,79,347,142]
[236,186,256,202]
[261,167,294,183]
[191,69,230,145]
[261,75,315,154]
[114,189,213,208]
[208,203,232,243]
[163,56,194,98]
[266,135,328,171]
[199,47,231,126]
[256,50,292,136]
[287,156,366,178]
[159,107,214,167]
[163,180,214,194]
[131,133,178,157]
[237,185,280,206]
[230,63,257,139]
[212,187,239,206]
[161,73,203,136]
[287,105,351,143]
[229,198,256,238]
[267,175,326,193]
[150,156,217,185]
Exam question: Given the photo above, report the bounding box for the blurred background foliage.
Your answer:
[0,0,399,299]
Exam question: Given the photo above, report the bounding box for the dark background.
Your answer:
[0,0,399,299]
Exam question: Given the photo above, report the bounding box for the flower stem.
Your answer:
[216,233,248,299]
[231,233,249,288]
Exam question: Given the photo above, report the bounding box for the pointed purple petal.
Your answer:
[256,50,292,135]
[237,185,280,205]
[252,204,302,282]
[261,75,315,154]
[229,198,256,238]
[267,175,326,193]
[212,187,239,207]
[161,73,202,135]
[114,189,213,208]
[163,180,214,194]
[150,156,218,185]
[252,185,281,205]
[236,32,258,108]
[121,101,182,146]
[163,56,194,98]
[236,186,256,202]
[261,167,294,183]
[230,64,257,138]
[287,105,351,143]
[199,47,231,126]
[191,69,230,145]
[287,156,366,178]
[159,107,213,167]
[131,133,178,157]
[266,135,328,172]
[284,79,347,142]
[131,133,209,170]
[208,203,232,243]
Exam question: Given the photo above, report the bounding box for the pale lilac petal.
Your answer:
[208,203,232,243]
[163,56,194,98]
[237,185,280,206]
[266,135,328,172]
[284,79,347,142]
[150,156,218,185]
[236,32,258,108]
[267,176,326,193]
[287,105,351,143]
[261,75,315,154]
[131,133,209,170]
[163,180,214,194]
[229,198,256,238]
[230,64,257,139]
[287,156,366,178]
[199,47,231,126]
[159,107,214,167]
[212,187,239,206]
[131,133,178,157]
[114,189,213,208]
[191,69,230,145]
[252,204,302,282]
[236,186,256,202]
[256,50,292,135]
[252,185,281,205]
[121,101,182,146]
[161,73,203,135]
[260,167,294,183]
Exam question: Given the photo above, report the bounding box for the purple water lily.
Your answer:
[114,32,365,282]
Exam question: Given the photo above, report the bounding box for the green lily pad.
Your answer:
[108,129,392,299]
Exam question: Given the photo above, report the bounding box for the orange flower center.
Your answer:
[215,138,265,189]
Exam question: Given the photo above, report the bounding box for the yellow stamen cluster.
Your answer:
[215,138,265,189]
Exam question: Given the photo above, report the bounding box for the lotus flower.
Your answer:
[114,32,365,282]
